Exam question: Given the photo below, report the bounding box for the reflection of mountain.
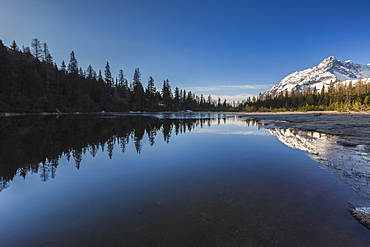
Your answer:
[267,129,335,155]
[268,128,370,200]
[0,114,236,192]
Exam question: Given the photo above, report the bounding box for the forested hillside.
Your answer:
[0,39,229,113]
[243,81,370,112]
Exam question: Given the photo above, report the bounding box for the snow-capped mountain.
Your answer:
[263,56,370,97]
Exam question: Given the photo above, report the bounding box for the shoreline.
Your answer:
[1,110,369,116]
[2,110,370,146]
[240,112,370,146]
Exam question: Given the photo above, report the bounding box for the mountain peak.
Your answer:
[325,55,337,61]
[318,56,338,68]
[263,57,370,97]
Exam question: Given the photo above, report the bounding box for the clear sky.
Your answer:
[1,0,370,101]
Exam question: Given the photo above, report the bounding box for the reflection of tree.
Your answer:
[134,136,142,154]
[119,136,129,153]
[133,119,146,153]
[72,149,83,169]
[0,114,237,192]
[89,144,99,157]
[162,122,172,143]
[147,129,156,146]
[245,119,257,126]
[39,158,57,181]
[0,179,9,192]
[107,137,115,159]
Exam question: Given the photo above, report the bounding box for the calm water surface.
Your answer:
[0,113,369,246]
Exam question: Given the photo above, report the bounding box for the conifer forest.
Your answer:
[0,39,229,113]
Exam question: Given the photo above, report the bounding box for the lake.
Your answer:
[0,113,369,246]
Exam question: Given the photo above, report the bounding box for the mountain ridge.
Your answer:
[263,56,370,97]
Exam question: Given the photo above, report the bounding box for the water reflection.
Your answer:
[0,114,238,192]
[2,114,370,246]
[266,128,370,200]
[3,114,370,201]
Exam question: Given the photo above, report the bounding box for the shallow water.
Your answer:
[0,113,369,246]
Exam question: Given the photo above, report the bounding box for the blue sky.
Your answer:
[2,0,370,101]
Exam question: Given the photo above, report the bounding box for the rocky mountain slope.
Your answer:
[264,56,370,97]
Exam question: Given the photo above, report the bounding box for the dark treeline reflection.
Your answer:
[0,114,237,192]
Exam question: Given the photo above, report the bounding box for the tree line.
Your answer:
[0,39,230,113]
[242,79,370,112]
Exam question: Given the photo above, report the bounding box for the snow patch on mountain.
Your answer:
[264,56,370,97]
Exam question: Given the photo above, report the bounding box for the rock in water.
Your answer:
[348,202,370,229]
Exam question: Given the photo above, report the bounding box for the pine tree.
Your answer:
[42,42,49,61]
[174,87,180,107]
[182,90,186,105]
[10,40,19,53]
[104,61,112,86]
[132,68,145,109]
[22,46,31,54]
[146,76,156,97]
[79,67,85,77]
[31,38,42,60]
[86,65,95,79]
[162,79,172,105]
[98,70,103,82]
[118,69,126,87]
[45,53,53,64]
[60,60,66,73]
[68,51,78,74]
[118,69,130,99]
[133,68,141,88]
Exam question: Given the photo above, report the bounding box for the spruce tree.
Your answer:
[10,40,18,52]
[86,65,95,79]
[119,69,129,89]
[118,69,130,99]
[162,79,172,105]
[42,42,49,61]
[104,61,112,86]
[98,70,103,82]
[68,51,78,74]
[31,38,42,60]
[146,76,156,97]
[60,60,66,73]
[174,87,180,107]
[132,68,145,109]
